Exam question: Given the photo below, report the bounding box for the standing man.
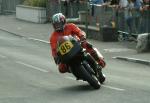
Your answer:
[91,0,104,4]
[132,0,143,33]
[117,0,128,31]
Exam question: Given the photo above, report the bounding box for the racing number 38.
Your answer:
[59,41,73,55]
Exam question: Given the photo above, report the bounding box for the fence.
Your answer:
[60,2,150,35]
[1,0,148,35]
[0,0,23,14]
[60,1,87,18]
[46,0,61,21]
[0,0,2,14]
[116,8,150,35]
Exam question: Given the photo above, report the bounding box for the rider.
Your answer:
[49,13,106,74]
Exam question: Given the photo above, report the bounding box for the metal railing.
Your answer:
[116,8,150,35]
[59,2,150,35]
[0,0,23,14]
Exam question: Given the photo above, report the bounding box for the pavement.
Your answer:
[0,14,150,66]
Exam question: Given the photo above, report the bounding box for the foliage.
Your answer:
[23,0,46,7]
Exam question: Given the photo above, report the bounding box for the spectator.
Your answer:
[142,0,150,10]
[110,0,119,5]
[119,0,128,8]
[117,0,128,31]
[141,0,150,10]
[91,0,104,4]
[132,0,143,33]
[90,0,104,19]
[140,0,150,33]
[64,0,69,17]
[126,0,134,35]
[133,0,143,9]
[118,0,136,40]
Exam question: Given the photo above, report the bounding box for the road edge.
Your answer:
[113,56,150,66]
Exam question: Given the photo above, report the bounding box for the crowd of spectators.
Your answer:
[62,0,149,34]
[107,0,149,34]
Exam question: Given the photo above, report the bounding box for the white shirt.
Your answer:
[119,0,128,8]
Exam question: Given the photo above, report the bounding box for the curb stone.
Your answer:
[113,56,150,66]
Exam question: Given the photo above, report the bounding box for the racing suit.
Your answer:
[50,23,105,73]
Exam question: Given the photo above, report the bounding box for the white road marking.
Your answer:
[102,85,125,91]
[65,76,125,91]
[28,37,49,44]
[17,27,22,30]
[104,48,134,53]
[65,76,76,80]
[0,54,6,58]
[16,61,49,73]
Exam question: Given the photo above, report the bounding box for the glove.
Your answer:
[80,35,86,43]
[79,35,87,48]
[98,59,106,68]
[54,56,60,64]
[81,40,93,49]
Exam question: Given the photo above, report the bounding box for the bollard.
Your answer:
[136,33,150,53]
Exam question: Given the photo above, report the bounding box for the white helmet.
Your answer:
[52,13,66,31]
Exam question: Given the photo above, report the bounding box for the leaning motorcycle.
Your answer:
[56,35,105,89]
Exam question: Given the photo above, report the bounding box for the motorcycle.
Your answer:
[56,35,105,89]
[117,30,137,41]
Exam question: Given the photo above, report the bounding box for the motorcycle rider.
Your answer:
[49,13,106,82]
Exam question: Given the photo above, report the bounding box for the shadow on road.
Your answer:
[59,84,100,92]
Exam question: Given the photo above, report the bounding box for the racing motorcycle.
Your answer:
[56,35,105,89]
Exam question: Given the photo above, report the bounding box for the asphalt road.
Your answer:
[0,30,150,103]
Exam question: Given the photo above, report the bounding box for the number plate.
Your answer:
[59,41,73,55]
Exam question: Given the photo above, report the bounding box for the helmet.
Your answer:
[52,13,66,32]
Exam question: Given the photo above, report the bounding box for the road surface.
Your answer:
[0,30,150,103]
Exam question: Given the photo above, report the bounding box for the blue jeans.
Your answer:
[126,16,133,34]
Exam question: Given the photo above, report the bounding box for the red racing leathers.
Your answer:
[50,23,105,73]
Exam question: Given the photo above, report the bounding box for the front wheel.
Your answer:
[97,66,106,84]
[79,65,101,89]
[98,72,106,84]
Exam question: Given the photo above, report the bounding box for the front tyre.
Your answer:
[98,72,106,84]
[97,66,106,84]
[79,65,101,89]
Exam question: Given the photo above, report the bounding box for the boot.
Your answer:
[90,48,106,68]
[83,42,106,68]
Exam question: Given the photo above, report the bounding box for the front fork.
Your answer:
[84,52,102,77]
[86,52,106,83]
[93,48,104,60]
